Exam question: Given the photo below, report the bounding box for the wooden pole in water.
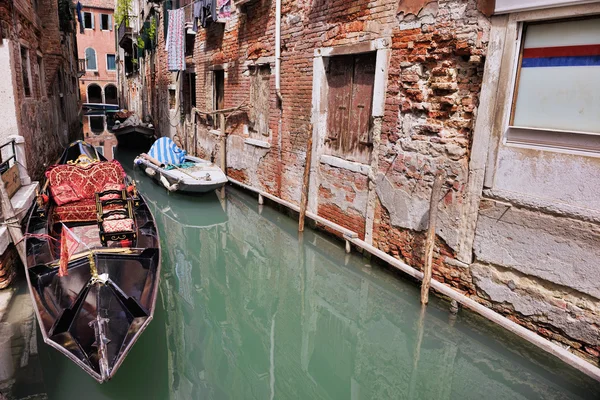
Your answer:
[219,113,226,173]
[420,171,444,305]
[0,181,25,265]
[298,134,313,232]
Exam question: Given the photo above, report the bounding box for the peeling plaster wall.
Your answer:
[471,3,600,364]
[137,0,600,366]
[0,40,20,145]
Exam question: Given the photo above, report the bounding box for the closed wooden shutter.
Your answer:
[326,52,375,159]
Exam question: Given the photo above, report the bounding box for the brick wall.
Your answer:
[139,0,600,365]
[0,0,81,179]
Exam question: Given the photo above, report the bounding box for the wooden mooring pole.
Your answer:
[420,171,444,305]
[298,134,313,232]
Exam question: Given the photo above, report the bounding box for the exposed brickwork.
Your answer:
[126,0,600,365]
[0,0,81,179]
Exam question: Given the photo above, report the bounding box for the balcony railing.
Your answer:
[118,19,133,51]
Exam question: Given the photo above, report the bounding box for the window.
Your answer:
[83,12,93,29]
[106,54,116,71]
[36,55,45,97]
[185,33,195,58]
[325,52,375,161]
[249,65,270,137]
[213,70,224,129]
[89,116,104,134]
[87,84,103,103]
[100,14,111,31]
[85,48,97,71]
[20,46,32,97]
[507,17,600,152]
[183,72,196,115]
[169,88,177,110]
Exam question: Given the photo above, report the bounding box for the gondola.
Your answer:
[24,141,160,383]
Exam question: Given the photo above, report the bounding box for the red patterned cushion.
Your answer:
[99,183,126,201]
[53,199,121,223]
[102,218,134,233]
[50,184,81,206]
[46,161,126,200]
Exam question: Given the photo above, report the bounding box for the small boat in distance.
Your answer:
[135,137,228,193]
[24,141,160,383]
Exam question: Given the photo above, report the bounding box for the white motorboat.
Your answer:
[134,138,228,193]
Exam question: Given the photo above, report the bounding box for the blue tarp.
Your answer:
[147,137,187,165]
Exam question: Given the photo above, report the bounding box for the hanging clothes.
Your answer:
[192,0,203,33]
[217,0,231,20]
[166,8,185,71]
[199,0,217,28]
[76,2,84,34]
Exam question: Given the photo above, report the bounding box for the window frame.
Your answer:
[106,54,116,71]
[83,11,94,30]
[36,53,45,98]
[503,13,600,156]
[20,45,32,98]
[100,13,111,31]
[85,48,97,71]
[212,69,225,130]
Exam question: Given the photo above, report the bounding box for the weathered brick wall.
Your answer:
[0,0,81,179]
[143,0,600,365]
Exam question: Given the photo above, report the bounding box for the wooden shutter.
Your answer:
[326,55,353,148]
[91,12,94,29]
[350,53,375,146]
[108,15,113,31]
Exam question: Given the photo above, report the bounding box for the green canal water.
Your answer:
[37,148,600,399]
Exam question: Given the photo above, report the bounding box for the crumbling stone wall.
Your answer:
[145,0,600,366]
[0,0,80,180]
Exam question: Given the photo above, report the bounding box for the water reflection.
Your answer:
[139,171,599,400]
[37,152,600,399]
[83,113,118,160]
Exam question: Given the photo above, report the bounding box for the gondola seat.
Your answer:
[95,189,137,247]
[46,161,127,223]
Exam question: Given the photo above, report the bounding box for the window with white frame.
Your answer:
[83,12,94,29]
[85,48,97,71]
[100,14,111,31]
[106,54,116,71]
[510,17,600,136]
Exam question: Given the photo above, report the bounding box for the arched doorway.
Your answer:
[104,84,118,105]
[87,84,103,103]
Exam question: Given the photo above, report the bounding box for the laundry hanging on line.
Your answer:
[166,8,186,71]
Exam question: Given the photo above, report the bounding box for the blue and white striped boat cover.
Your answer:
[147,137,187,165]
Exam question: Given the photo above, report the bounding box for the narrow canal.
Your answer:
[35,148,600,399]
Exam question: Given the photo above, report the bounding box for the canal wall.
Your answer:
[127,0,600,368]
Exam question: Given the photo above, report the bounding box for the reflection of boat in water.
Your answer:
[134,166,228,229]
[24,141,161,383]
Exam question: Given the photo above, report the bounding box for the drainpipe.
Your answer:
[275,0,283,196]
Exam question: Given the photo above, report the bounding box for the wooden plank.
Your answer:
[299,134,313,232]
[421,171,445,305]
[2,165,21,199]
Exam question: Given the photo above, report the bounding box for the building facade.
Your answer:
[121,0,600,367]
[0,0,80,286]
[77,0,118,150]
